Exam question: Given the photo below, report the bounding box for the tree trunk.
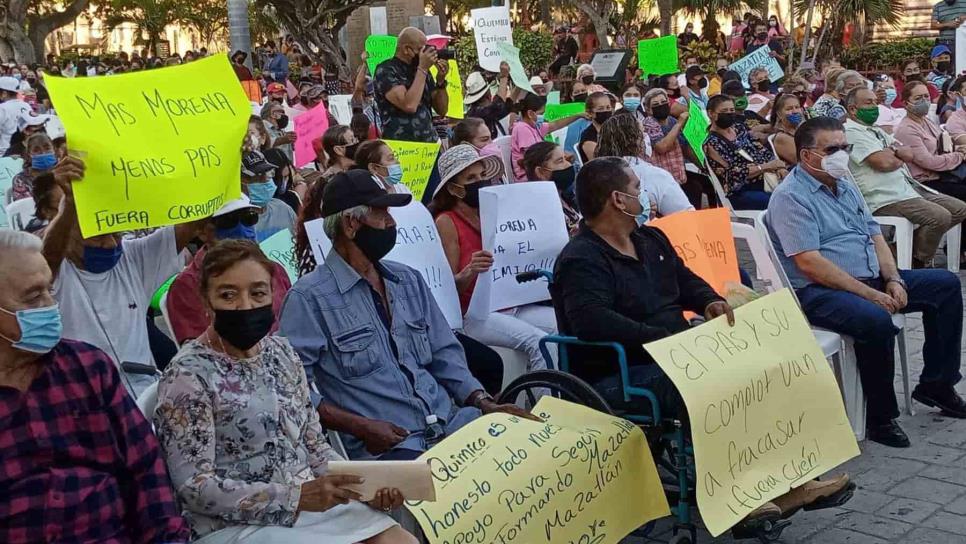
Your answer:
[657,0,672,36]
[799,0,817,66]
[23,0,91,63]
[811,11,829,63]
[0,20,35,63]
[434,0,447,34]
[573,0,610,48]
[228,0,252,68]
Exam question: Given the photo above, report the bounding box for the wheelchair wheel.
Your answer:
[669,532,693,544]
[498,369,613,414]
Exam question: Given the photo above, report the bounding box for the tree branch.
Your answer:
[27,0,91,33]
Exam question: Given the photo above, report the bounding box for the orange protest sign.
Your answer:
[649,208,739,296]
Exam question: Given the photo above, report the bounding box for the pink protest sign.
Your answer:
[293,102,329,167]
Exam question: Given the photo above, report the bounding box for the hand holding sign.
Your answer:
[495,42,535,94]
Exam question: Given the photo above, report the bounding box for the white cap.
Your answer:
[213,194,257,217]
[0,76,19,93]
[18,112,49,131]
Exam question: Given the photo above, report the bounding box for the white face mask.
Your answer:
[812,149,850,179]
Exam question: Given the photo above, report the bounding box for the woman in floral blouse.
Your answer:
[705,94,786,210]
[154,239,416,544]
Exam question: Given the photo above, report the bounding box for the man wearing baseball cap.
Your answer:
[280,170,531,460]
[927,44,955,91]
[0,75,30,155]
[241,149,296,241]
[266,82,287,104]
[166,195,293,345]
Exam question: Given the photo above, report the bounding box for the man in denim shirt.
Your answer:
[281,170,530,460]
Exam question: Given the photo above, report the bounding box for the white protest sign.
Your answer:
[329,94,354,126]
[958,23,966,76]
[467,182,568,319]
[729,45,785,87]
[304,203,463,329]
[369,6,388,35]
[471,6,513,72]
[0,156,23,227]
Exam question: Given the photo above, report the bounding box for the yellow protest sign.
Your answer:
[384,139,441,201]
[45,55,249,237]
[406,396,670,544]
[430,59,464,120]
[643,289,860,536]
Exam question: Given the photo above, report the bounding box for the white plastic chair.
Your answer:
[492,135,514,182]
[874,215,961,273]
[703,158,760,221]
[766,133,779,159]
[136,381,160,420]
[158,292,177,344]
[5,197,35,230]
[734,221,867,439]
[755,213,915,420]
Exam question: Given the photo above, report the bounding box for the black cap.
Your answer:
[685,65,706,80]
[321,169,412,217]
[722,79,746,97]
[242,150,275,177]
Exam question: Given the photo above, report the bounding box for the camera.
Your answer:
[436,48,455,61]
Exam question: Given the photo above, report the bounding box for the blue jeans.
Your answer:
[797,269,963,424]
[593,364,685,422]
[729,183,771,210]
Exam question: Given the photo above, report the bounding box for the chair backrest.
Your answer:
[766,133,779,158]
[572,145,584,171]
[731,221,783,294]
[703,157,737,212]
[158,291,178,344]
[492,135,514,181]
[751,211,805,308]
[5,197,35,231]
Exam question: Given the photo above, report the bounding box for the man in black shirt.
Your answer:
[553,157,730,416]
[552,157,854,526]
[373,27,450,143]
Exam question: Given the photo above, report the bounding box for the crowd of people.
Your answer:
[4,7,966,542]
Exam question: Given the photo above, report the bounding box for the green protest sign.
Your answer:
[366,35,398,75]
[543,102,585,123]
[682,99,709,164]
[496,41,535,94]
[259,229,298,283]
[637,36,678,77]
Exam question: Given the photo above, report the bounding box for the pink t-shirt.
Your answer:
[510,120,552,181]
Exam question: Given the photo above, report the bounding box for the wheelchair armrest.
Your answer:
[538,335,661,422]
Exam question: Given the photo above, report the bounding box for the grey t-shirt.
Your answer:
[934,0,966,41]
[255,198,296,242]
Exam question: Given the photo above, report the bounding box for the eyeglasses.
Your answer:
[810,144,854,155]
[213,210,259,230]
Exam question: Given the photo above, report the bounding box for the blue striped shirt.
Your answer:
[765,166,882,289]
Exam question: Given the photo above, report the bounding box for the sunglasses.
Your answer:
[213,210,259,230]
[811,144,854,155]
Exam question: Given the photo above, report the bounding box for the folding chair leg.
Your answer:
[897,331,915,416]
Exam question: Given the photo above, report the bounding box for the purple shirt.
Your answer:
[0,340,189,543]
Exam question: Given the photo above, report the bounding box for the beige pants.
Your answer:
[874,187,966,263]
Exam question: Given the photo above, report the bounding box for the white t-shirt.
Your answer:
[54,228,181,368]
[624,156,695,217]
[0,99,29,153]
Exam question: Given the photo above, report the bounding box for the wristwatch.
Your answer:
[469,390,494,409]
[885,276,907,289]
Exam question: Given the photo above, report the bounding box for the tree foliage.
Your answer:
[0,0,91,63]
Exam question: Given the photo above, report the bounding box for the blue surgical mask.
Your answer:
[385,163,404,185]
[884,88,898,105]
[623,98,641,112]
[247,180,277,208]
[0,303,62,354]
[31,152,57,171]
[83,244,123,274]
[786,112,804,126]
[619,190,650,227]
[215,222,257,241]
[535,114,545,129]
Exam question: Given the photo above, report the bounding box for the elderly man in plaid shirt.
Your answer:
[0,230,188,543]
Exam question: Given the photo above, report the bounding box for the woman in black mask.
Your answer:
[520,141,580,234]
[705,94,784,210]
[155,239,415,544]
[578,92,615,163]
[433,144,558,376]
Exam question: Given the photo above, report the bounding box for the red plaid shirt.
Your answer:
[0,340,189,543]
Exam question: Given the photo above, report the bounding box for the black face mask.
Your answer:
[344,142,360,159]
[572,93,588,103]
[715,112,738,129]
[594,111,613,124]
[698,78,709,89]
[937,61,952,73]
[550,166,575,192]
[581,75,594,85]
[717,68,727,78]
[946,0,956,6]
[277,115,289,129]
[757,32,768,40]
[652,103,671,120]
[354,224,397,263]
[462,180,489,208]
[213,305,275,351]
[756,80,770,92]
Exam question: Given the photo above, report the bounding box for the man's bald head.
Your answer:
[396,27,427,63]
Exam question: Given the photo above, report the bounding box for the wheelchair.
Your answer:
[497,270,791,544]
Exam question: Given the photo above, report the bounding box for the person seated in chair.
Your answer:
[766,116,966,448]
[0,230,189,543]
[279,170,530,461]
[553,156,854,528]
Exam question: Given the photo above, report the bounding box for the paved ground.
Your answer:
[629,267,966,543]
